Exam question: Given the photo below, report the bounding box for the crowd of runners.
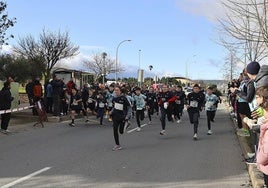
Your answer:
[60,82,221,150]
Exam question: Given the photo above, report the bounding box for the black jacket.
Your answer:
[0,87,14,110]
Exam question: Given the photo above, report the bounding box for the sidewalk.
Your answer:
[228,105,265,188]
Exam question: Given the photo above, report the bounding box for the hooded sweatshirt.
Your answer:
[257,121,268,175]
[255,65,268,89]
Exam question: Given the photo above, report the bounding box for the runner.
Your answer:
[133,87,146,131]
[110,86,132,151]
[157,85,177,135]
[205,87,219,135]
[186,84,205,140]
[146,86,157,124]
[69,87,83,127]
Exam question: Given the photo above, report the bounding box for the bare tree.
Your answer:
[83,51,125,81]
[14,29,79,82]
[217,0,268,64]
[0,1,16,46]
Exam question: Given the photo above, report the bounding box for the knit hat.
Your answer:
[246,61,260,75]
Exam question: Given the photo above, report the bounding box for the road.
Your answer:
[0,103,251,188]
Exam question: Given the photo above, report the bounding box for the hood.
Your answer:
[255,65,268,88]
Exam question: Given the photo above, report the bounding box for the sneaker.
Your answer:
[247,152,255,159]
[108,118,113,122]
[237,129,250,137]
[193,133,198,140]
[1,129,8,134]
[148,121,152,125]
[245,157,257,165]
[207,130,212,135]
[160,130,166,135]
[69,122,75,127]
[112,145,122,151]
[136,127,141,132]
[176,119,181,124]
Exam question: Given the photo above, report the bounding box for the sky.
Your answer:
[4,0,234,80]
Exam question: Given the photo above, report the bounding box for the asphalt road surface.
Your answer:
[0,103,251,188]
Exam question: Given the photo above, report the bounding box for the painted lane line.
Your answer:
[0,167,51,188]
[127,123,148,133]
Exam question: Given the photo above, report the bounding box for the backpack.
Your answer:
[33,84,42,97]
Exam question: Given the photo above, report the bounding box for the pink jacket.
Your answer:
[257,122,268,175]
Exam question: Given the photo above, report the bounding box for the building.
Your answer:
[52,68,95,89]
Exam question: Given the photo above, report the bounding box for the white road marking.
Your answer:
[0,167,51,188]
[127,123,148,133]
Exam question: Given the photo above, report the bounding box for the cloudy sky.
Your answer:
[4,0,245,80]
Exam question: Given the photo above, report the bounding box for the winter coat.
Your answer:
[257,121,268,175]
[0,87,14,110]
[255,65,268,89]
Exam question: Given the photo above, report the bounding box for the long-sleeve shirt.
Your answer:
[205,93,218,111]
[133,94,146,110]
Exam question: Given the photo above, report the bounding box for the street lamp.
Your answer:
[149,65,153,86]
[101,52,107,84]
[115,39,131,82]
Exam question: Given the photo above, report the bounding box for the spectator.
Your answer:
[0,81,14,134]
[51,75,64,116]
[32,77,43,116]
[25,79,34,114]
[67,77,76,95]
[46,79,53,113]
[255,86,268,187]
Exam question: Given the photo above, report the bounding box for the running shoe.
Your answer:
[176,119,181,124]
[112,145,122,151]
[207,130,212,135]
[160,130,166,135]
[69,122,75,127]
[136,127,141,132]
[193,133,198,140]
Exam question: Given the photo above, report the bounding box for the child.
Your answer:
[133,87,146,131]
[69,87,83,127]
[205,87,219,135]
[96,92,107,125]
[255,86,268,186]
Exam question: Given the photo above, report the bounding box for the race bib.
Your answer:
[88,98,93,103]
[190,101,198,108]
[175,100,181,104]
[114,102,123,110]
[164,102,168,109]
[108,102,113,107]
[207,101,214,108]
[99,102,105,108]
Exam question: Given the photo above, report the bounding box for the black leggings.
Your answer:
[136,109,144,127]
[112,118,125,145]
[1,113,11,130]
[206,110,216,130]
[188,111,199,134]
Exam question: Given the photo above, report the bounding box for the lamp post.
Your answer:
[149,65,153,86]
[115,39,131,82]
[101,52,107,84]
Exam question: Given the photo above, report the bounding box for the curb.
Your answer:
[229,109,264,188]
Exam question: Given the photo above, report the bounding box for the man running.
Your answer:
[186,84,205,140]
